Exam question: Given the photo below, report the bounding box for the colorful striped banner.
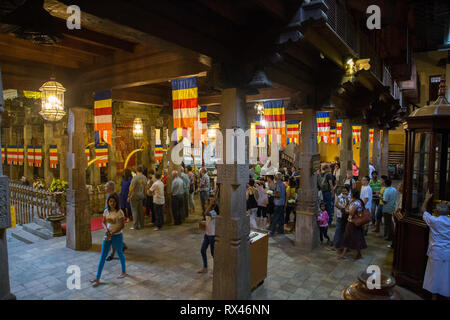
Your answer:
[172,76,198,129]
[369,129,374,144]
[94,90,113,146]
[316,112,330,143]
[155,144,164,164]
[27,146,35,166]
[255,115,266,147]
[264,100,286,148]
[199,105,207,146]
[286,120,299,145]
[336,119,342,145]
[49,145,58,168]
[34,145,42,167]
[17,146,24,165]
[7,146,17,165]
[352,125,362,144]
[85,147,90,162]
[95,144,108,168]
[329,127,336,144]
[1,145,5,164]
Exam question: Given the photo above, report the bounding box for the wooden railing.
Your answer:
[10,181,66,225]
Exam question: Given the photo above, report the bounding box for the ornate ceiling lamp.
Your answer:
[38,78,66,121]
[133,117,144,140]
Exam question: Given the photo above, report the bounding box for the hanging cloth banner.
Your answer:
[155,129,163,163]
[286,120,299,145]
[49,145,58,168]
[255,115,266,147]
[17,146,24,165]
[199,105,207,146]
[1,145,5,164]
[95,144,108,168]
[3,89,18,100]
[172,76,198,129]
[27,146,35,166]
[369,129,374,144]
[336,119,343,145]
[85,147,90,162]
[7,146,17,165]
[94,90,113,146]
[329,127,336,144]
[34,145,42,167]
[264,100,286,148]
[352,125,362,144]
[316,112,330,143]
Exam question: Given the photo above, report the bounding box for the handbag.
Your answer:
[352,208,371,227]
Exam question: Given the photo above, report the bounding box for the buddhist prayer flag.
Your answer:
[264,100,286,148]
[17,146,24,165]
[155,129,163,163]
[286,120,299,145]
[85,147,90,162]
[329,127,336,144]
[352,125,362,144]
[7,146,17,165]
[95,144,108,168]
[34,145,42,167]
[1,145,5,164]
[49,145,58,168]
[255,115,266,147]
[369,129,374,144]
[316,112,330,143]
[172,76,198,129]
[94,90,113,146]
[27,146,34,166]
[199,105,207,146]
[336,119,342,145]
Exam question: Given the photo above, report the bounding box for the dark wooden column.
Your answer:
[213,88,251,299]
[66,108,92,250]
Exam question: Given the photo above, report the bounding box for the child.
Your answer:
[317,202,331,245]
[198,195,219,274]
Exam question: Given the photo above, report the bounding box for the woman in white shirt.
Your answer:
[256,179,269,230]
[91,193,127,287]
[198,196,219,274]
[421,192,450,299]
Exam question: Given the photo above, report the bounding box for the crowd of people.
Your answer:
[90,158,406,286]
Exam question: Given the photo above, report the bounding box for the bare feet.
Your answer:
[90,279,101,287]
[153,227,160,231]
[117,272,128,279]
[197,268,208,274]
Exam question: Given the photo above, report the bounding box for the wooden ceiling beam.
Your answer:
[0,33,94,68]
[112,89,166,106]
[54,35,116,56]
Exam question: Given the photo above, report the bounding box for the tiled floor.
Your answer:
[6,208,421,300]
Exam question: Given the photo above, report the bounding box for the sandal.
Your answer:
[117,273,128,279]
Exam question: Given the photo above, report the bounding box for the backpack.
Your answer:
[318,173,330,192]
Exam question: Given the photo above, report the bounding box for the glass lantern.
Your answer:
[39,78,66,121]
[133,117,144,140]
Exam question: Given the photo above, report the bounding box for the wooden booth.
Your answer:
[393,78,450,298]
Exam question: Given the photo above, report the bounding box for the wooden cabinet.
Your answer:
[250,231,269,291]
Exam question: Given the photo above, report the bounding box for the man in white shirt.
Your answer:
[360,176,373,235]
[149,173,165,231]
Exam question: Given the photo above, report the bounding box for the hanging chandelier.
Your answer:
[39,77,66,121]
[254,102,266,127]
[133,117,144,140]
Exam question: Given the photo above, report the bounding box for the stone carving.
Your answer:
[0,176,11,229]
[216,164,249,185]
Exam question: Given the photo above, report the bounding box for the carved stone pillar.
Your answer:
[66,108,92,250]
[149,125,156,171]
[372,128,381,172]
[141,121,151,170]
[6,127,19,181]
[212,88,251,300]
[0,67,15,300]
[339,118,353,185]
[43,122,54,184]
[380,129,389,176]
[359,125,369,179]
[295,108,319,251]
[59,133,69,182]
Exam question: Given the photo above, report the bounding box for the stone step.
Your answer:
[22,223,53,240]
[10,226,43,244]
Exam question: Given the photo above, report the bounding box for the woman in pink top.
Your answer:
[317,202,330,245]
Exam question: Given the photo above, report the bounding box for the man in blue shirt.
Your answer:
[269,172,286,235]
[382,179,397,241]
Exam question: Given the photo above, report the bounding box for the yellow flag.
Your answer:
[8,206,16,229]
